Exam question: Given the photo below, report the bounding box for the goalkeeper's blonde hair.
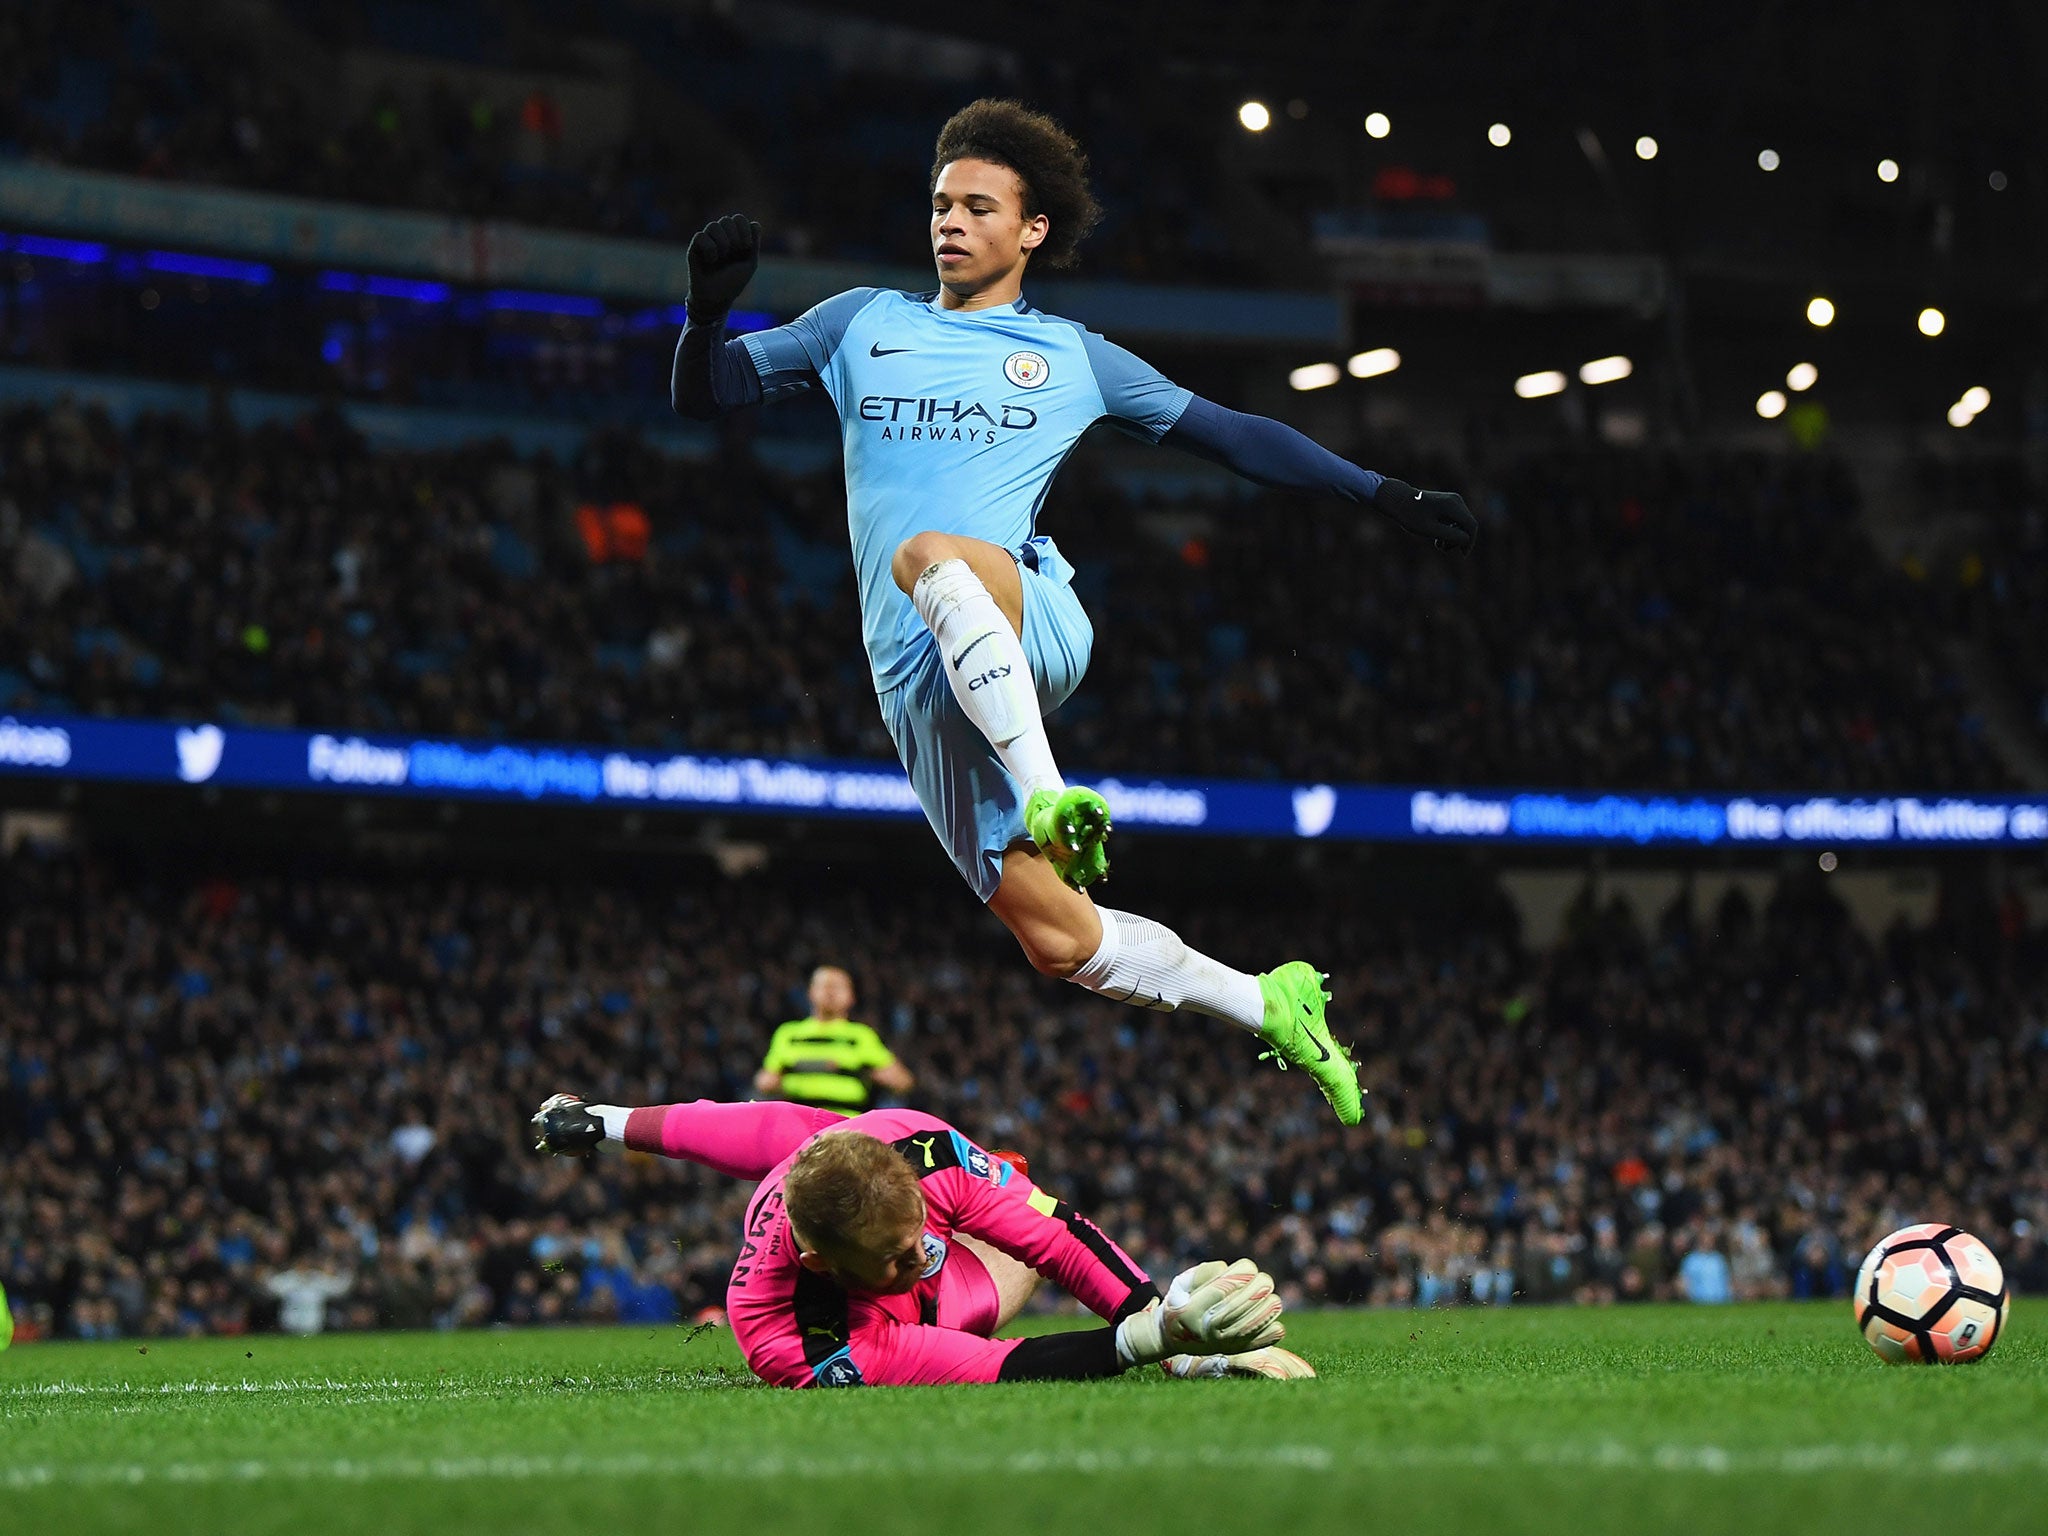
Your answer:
[784,1132,923,1257]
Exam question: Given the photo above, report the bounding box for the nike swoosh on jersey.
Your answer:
[869,343,914,357]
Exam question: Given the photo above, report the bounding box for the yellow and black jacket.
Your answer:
[759,1016,900,1115]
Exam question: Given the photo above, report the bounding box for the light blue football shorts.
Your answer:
[878,535,1093,902]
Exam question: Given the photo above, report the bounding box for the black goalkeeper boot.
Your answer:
[531,1093,606,1155]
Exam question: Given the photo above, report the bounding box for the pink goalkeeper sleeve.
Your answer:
[623,1099,842,1180]
[925,1162,1156,1323]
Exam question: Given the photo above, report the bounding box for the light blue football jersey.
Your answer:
[741,289,1191,694]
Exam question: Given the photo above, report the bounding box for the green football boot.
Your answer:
[1025,786,1112,890]
[1256,961,1363,1126]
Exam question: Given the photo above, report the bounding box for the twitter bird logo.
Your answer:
[175,724,225,784]
[1292,784,1337,838]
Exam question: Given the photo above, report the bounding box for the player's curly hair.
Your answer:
[785,1132,924,1257]
[931,99,1103,269]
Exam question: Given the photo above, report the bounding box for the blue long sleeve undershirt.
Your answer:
[671,318,1384,505]
[1158,395,1384,504]
[671,314,761,418]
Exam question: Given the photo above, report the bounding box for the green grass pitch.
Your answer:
[4,1303,2045,1535]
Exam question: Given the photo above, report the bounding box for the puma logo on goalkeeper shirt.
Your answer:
[911,1135,938,1167]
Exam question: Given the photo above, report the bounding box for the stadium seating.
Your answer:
[0,0,1267,286]
[0,399,2010,792]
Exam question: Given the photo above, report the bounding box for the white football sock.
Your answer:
[1068,907,1266,1034]
[910,559,1065,802]
[593,1105,631,1142]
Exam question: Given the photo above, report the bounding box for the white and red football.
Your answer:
[1854,1223,2009,1365]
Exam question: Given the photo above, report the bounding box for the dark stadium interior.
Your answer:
[5,0,2048,1353]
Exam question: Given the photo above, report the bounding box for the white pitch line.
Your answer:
[8,1441,2048,1490]
[5,1377,423,1397]
[0,1372,744,1417]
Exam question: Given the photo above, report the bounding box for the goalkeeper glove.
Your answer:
[1372,477,1478,556]
[1114,1259,1285,1366]
[685,213,762,321]
[1161,1346,1317,1380]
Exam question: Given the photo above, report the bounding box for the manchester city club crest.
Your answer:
[1003,350,1050,389]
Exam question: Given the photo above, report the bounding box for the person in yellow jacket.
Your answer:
[753,965,914,1116]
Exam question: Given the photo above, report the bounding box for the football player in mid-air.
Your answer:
[533,1092,1313,1387]
[672,100,1477,1126]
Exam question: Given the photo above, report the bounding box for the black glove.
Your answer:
[685,213,761,320]
[1372,477,1478,556]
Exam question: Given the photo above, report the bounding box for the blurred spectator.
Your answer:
[754,964,914,1116]
[264,1247,354,1335]
[1677,1228,1734,1304]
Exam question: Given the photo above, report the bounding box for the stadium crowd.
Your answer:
[3,843,2045,1342]
[0,0,1254,286]
[0,399,2008,792]
[1940,453,2048,758]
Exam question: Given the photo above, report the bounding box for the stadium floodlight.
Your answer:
[1877,158,1900,183]
[1346,347,1400,379]
[1634,136,1658,161]
[1990,170,2008,191]
[1756,390,1788,419]
[1514,370,1568,399]
[1960,386,1991,414]
[1238,101,1271,133]
[1288,361,1341,391]
[1806,296,1836,327]
[1917,306,1946,337]
[1948,402,1975,428]
[1758,148,1781,172]
[1364,112,1392,139]
[1488,122,1512,147]
[1578,356,1633,386]
[1786,362,1819,392]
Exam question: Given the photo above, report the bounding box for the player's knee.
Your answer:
[891,531,957,591]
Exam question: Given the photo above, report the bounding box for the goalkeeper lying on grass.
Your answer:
[532,1094,1310,1387]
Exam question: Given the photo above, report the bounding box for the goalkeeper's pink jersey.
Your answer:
[621,1100,1153,1387]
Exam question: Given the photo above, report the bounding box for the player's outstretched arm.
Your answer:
[775,1262,1286,1388]
[1161,395,1478,555]
[936,1160,1157,1324]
